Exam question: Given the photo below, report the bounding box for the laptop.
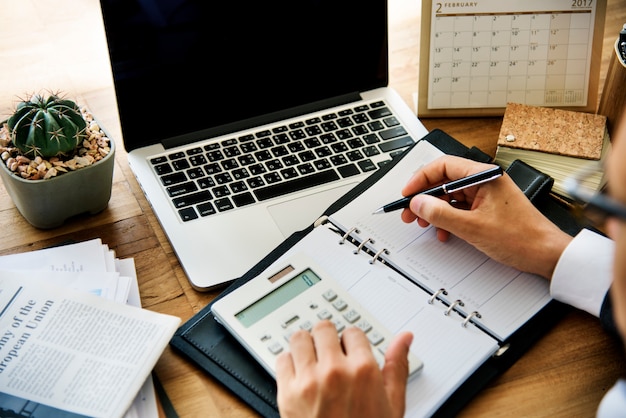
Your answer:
[99,0,428,290]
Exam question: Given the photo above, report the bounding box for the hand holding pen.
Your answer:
[373,165,503,214]
[390,155,570,279]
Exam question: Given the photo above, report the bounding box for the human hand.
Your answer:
[400,155,571,279]
[275,320,414,418]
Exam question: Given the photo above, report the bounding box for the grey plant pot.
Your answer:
[0,139,115,229]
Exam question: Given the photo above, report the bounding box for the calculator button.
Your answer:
[372,348,386,368]
[268,341,283,355]
[322,289,337,301]
[281,314,300,328]
[332,298,348,311]
[317,309,333,320]
[300,320,314,332]
[367,330,384,346]
[355,319,372,333]
[343,309,360,323]
[333,319,346,333]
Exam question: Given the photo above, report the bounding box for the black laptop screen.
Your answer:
[99,0,389,151]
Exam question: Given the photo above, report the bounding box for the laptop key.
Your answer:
[337,164,360,178]
[281,167,298,179]
[172,190,212,208]
[197,202,216,216]
[358,159,377,172]
[198,177,216,189]
[167,181,198,197]
[363,146,380,157]
[346,150,364,161]
[367,107,392,119]
[254,169,340,201]
[247,176,265,188]
[379,136,414,153]
[379,126,407,141]
[314,159,332,170]
[178,207,198,222]
[151,156,168,165]
[187,167,205,179]
[297,163,315,175]
[172,159,190,171]
[161,172,187,186]
[232,192,256,207]
[330,155,348,166]
[212,186,230,197]
[383,116,400,127]
[214,198,235,211]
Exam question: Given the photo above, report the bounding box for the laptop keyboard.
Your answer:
[149,100,415,222]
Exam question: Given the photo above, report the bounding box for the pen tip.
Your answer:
[372,208,383,215]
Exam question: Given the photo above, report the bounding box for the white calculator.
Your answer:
[211,253,424,379]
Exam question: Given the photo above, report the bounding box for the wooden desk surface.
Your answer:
[1,1,625,416]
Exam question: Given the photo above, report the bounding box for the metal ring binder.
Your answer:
[339,227,360,244]
[445,299,464,316]
[353,237,374,254]
[428,288,448,304]
[369,248,389,264]
[314,215,329,228]
[462,311,482,327]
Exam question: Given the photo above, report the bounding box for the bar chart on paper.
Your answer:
[418,0,606,117]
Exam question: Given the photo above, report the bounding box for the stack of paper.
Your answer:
[0,238,180,418]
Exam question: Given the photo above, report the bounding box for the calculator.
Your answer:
[211,253,424,379]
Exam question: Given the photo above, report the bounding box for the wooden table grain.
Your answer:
[1,1,625,416]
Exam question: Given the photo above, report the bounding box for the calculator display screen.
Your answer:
[235,269,321,328]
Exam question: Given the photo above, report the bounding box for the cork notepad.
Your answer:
[497,103,607,160]
[495,103,610,199]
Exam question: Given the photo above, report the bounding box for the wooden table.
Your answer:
[1,1,625,416]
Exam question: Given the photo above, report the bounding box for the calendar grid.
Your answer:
[428,10,593,109]
[418,0,605,117]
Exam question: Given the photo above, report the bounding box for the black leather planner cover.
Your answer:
[170,129,585,417]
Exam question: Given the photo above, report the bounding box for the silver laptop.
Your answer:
[99,0,428,290]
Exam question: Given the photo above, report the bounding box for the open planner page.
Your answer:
[327,139,552,341]
[253,223,499,417]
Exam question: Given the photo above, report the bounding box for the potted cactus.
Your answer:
[0,91,115,229]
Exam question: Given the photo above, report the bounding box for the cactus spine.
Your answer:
[7,93,87,158]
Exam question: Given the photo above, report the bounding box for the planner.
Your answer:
[171,129,583,417]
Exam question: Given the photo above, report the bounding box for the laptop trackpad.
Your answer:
[267,183,358,237]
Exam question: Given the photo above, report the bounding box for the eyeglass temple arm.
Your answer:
[587,193,626,222]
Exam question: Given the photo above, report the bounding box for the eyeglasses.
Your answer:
[564,162,626,225]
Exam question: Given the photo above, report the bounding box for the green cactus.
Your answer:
[7,93,87,158]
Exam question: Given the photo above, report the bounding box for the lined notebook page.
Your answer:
[329,140,552,341]
[261,225,499,417]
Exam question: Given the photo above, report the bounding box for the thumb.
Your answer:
[409,194,465,231]
[382,332,414,414]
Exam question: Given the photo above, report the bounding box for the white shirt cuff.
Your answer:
[550,229,614,318]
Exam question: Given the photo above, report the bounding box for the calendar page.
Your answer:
[417,0,606,117]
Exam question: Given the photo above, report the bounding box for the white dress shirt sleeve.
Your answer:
[550,228,614,318]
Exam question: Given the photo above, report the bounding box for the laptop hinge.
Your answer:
[161,92,362,149]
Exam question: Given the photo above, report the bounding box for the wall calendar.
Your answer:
[418,0,607,117]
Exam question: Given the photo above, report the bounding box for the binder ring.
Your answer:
[353,238,374,254]
[314,215,329,228]
[444,299,464,316]
[428,288,448,304]
[462,311,482,328]
[369,248,389,264]
[339,227,360,244]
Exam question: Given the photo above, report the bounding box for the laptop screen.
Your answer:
[99,0,389,152]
